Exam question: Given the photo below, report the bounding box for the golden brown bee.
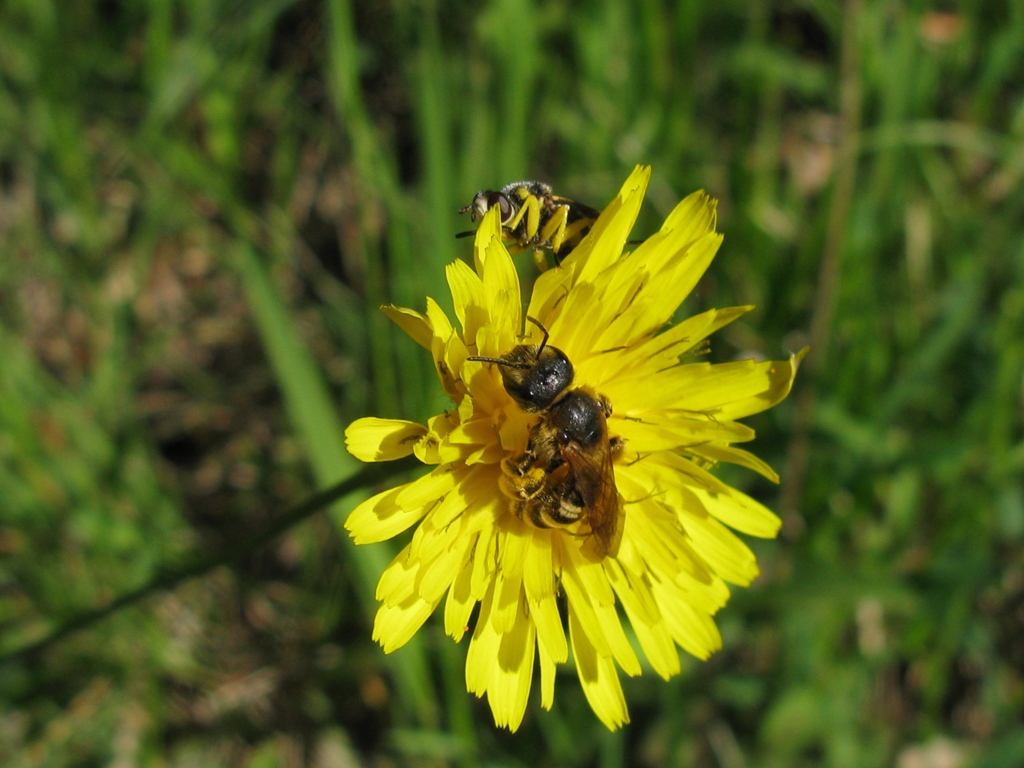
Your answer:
[468,321,624,559]
[504,387,624,559]
[456,181,600,269]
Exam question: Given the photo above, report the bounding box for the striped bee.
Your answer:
[457,181,600,269]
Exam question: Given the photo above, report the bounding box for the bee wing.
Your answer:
[562,437,623,559]
[550,196,601,222]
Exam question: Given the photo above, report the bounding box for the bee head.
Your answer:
[459,190,515,225]
[467,342,573,413]
[495,344,574,412]
[467,317,572,411]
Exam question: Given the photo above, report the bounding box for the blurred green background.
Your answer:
[2,0,1023,766]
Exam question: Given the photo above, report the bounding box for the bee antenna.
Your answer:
[455,230,475,239]
[465,354,531,370]
[525,316,550,354]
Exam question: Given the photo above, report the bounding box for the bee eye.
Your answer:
[493,193,513,223]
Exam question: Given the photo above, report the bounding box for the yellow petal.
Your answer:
[640,452,782,537]
[446,415,496,446]
[491,593,536,732]
[659,189,718,241]
[530,590,567,664]
[345,417,427,462]
[424,296,454,349]
[651,581,723,660]
[372,595,439,654]
[579,219,723,354]
[684,471,782,538]
[471,525,498,599]
[426,463,497,531]
[629,350,806,420]
[679,503,761,586]
[457,494,504,543]
[706,354,804,419]
[444,536,479,641]
[578,304,753,390]
[498,405,536,455]
[604,544,660,626]
[675,567,732,614]
[440,331,472,396]
[564,539,615,607]
[630,615,681,680]
[608,411,756,452]
[492,526,528,633]
[472,204,504,274]
[479,218,521,345]
[569,603,630,731]
[538,634,557,710]
[381,304,433,350]
[657,305,751,355]
[375,543,417,605]
[522,528,556,601]
[413,411,461,464]
[466,585,500,696]
[465,441,503,466]
[560,538,645,679]
[395,464,459,510]
[585,265,651,353]
[345,486,428,544]
[574,165,650,285]
[547,281,599,363]
[688,443,781,483]
[465,584,537,732]
[622,231,723,337]
[526,260,574,329]
[522,531,568,663]
[417,530,475,604]
[446,258,486,338]
[606,560,680,679]
[614,469,715,586]
[408,506,460,567]
[423,298,463,398]
[596,602,642,678]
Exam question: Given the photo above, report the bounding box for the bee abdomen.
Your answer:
[522,490,583,529]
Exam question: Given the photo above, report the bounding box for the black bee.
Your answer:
[468,319,623,558]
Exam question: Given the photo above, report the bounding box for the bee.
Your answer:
[457,181,600,269]
[467,320,624,559]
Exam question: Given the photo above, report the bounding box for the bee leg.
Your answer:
[506,194,542,241]
[610,435,625,461]
[532,248,548,272]
[540,205,570,253]
[500,466,547,501]
[502,451,535,477]
[499,454,546,502]
[561,218,591,242]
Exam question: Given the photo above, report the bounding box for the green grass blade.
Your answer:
[233,242,438,728]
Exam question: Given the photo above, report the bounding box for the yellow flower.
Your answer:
[344,166,804,731]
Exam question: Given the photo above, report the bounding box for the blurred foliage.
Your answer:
[1,0,1023,766]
